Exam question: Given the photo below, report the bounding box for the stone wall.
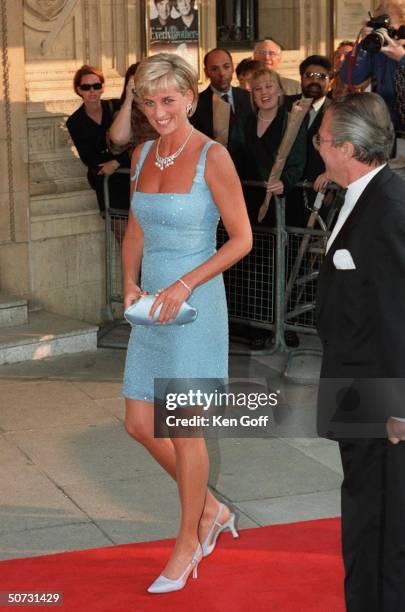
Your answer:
[0,1,30,297]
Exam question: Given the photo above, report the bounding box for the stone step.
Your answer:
[0,311,98,365]
[0,293,28,328]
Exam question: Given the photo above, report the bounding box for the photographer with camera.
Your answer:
[340,1,405,134]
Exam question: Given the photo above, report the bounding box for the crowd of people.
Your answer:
[67,0,405,352]
[65,1,405,608]
[67,0,405,349]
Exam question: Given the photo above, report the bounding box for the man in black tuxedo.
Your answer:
[285,55,333,226]
[190,48,252,147]
[316,92,405,612]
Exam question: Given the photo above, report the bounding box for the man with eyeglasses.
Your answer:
[316,91,405,612]
[284,55,333,225]
[253,38,301,95]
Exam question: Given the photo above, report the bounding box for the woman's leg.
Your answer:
[125,399,230,546]
[160,436,209,578]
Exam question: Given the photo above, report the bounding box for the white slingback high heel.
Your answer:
[201,503,239,558]
[147,543,202,594]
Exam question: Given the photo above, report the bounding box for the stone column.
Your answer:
[0,0,30,296]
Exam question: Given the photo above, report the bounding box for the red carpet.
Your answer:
[0,518,344,611]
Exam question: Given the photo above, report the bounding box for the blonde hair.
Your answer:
[133,53,198,114]
[375,1,405,21]
[249,68,284,112]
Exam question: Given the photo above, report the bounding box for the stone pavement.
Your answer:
[0,336,342,561]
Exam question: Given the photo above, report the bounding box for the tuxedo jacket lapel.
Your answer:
[316,165,392,320]
[307,97,331,137]
[334,165,392,241]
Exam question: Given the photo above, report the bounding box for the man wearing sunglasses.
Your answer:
[284,55,333,226]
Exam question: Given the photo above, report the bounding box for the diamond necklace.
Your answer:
[155,125,194,171]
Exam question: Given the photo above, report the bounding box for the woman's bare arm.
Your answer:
[121,144,146,309]
[109,77,136,146]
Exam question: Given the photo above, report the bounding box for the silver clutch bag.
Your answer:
[124,295,198,326]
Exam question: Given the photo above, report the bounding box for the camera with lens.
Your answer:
[361,13,405,53]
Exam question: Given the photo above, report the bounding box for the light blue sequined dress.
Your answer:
[122,140,228,402]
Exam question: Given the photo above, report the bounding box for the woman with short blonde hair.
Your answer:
[133,52,199,116]
[249,67,284,112]
[229,66,306,225]
[122,52,252,594]
[228,65,306,349]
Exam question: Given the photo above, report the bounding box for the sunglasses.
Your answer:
[79,82,103,91]
[303,71,328,81]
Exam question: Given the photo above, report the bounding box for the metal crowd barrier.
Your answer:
[98,168,130,348]
[99,172,342,366]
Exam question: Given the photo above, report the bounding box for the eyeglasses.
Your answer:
[312,133,335,149]
[256,50,280,57]
[79,82,103,91]
[303,71,328,81]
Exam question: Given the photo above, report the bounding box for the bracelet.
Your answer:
[177,278,192,295]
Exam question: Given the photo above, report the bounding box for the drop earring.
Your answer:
[186,103,192,116]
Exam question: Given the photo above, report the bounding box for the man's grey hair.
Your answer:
[254,37,284,52]
[328,93,394,165]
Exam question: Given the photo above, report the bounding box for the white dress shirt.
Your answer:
[326,164,386,253]
[324,163,404,422]
[302,95,327,128]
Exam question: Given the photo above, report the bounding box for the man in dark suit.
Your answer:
[316,92,405,612]
[190,48,252,147]
[285,55,333,226]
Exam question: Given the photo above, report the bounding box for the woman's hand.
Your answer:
[266,180,284,195]
[124,282,145,311]
[97,159,120,176]
[313,172,330,193]
[125,76,136,104]
[149,280,192,324]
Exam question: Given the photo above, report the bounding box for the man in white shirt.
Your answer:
[316,92,405,612]
[253,38,301,95]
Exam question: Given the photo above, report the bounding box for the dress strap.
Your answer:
[131,140,154,188]
[193,140,217,185]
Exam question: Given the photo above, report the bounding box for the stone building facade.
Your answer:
[0,1,373,324]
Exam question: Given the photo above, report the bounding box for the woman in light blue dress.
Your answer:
[121,53,252,593]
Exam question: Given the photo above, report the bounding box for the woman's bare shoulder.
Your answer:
[131,139,153,167]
